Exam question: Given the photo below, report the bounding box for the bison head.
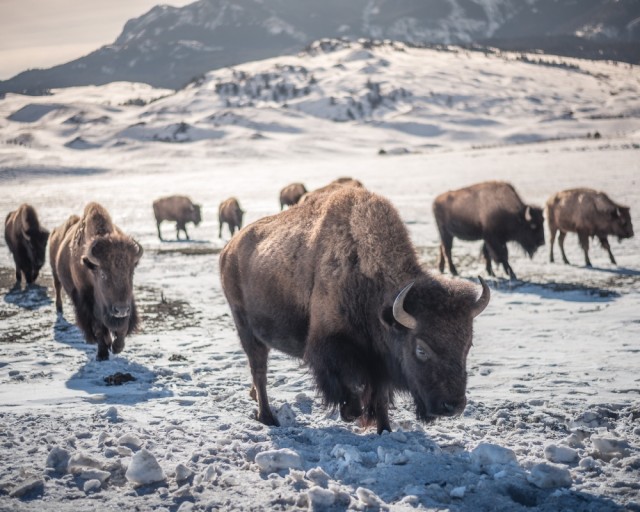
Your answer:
[382,276,489,422]
[191,204,202,226]
[612,206,633,240]
[520,205,545,257]
[22,226,50,284]
[82,235,143,330]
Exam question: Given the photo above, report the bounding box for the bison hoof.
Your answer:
[96,353,110,362]
[257,410,279,427]
[112,338,125,354]
[340,398,362,423]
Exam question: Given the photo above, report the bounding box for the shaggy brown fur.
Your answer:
[279,183,307,210]
[4,204,50,286]
[220,187,489,433]
[49,202,143,361]
[547,188,633,266]
[433,181,545,280]
[218,197,244,238]
[152,195,201,241]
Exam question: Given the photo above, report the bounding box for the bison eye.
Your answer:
[99,270,107,281]
[415,340,434,362]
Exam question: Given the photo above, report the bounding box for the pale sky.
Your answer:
[0,0,195,80]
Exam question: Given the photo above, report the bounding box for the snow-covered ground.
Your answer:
[0,41,639,511]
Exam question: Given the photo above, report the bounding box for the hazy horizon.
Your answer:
[0,0,194,80]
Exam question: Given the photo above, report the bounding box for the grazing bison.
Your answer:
[220,186,490,433]
[279,183,307,210]
[152,195,201,241]
[547,188,633,267]
[49,203,143,361]
[4,204,50,286]
[433,181,545,280]
[218,197,244,238]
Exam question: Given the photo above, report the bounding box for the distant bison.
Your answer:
[547,188,633,266]
[4,204,50,286]
[49,202,143,361]
[220,186,490,433]
[433,181,545,280]
[279,183,307,210]
[219,197,244,238]
[152,195,201,241]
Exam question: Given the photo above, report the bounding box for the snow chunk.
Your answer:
[118,433,143,450]
[99,406,119,423]
[471,443,518,474]
[377,446,408,465]
[67,452,104,474]
[46,446,70,473]
[125,448,166,486]
[255,448,303,473]
[450,485,466,499]
[544,444,579,464]
[275,403,297,427]
[9,479,44,498]
[307,485,335,507]
[80,469,111,483]
[83,479,102,493]
[527,462,572,489]
[591,435,631,461]
[306,466,330,488]
[356,487,382,507]
[330,444,362,464]
[175,463,193,482]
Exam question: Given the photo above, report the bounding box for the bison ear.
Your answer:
[21,228,31,242]
[133,240,144,264]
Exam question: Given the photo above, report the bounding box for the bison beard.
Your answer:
[220,187,489,433]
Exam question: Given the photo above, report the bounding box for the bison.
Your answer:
[4,204,50,286]
[49,202,143,361]
[547,188,633,267]
[279,183,307,210]
[433,181,545,280]
[220,186,490,434]
[152,195,201,241]
[218,197,244,238]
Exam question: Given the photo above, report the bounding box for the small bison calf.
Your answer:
[547,188,633,267]
[153,195,202,241]
[219,198,244,238]
[4,204,50,286]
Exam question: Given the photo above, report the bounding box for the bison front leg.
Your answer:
[439,233,457,275]
[52,272,63,313]
[598,236,616,265]
[548,225,557,263]
[361,384,392,434]
[95,325,112,361]
[481,243,495,277]
[156,221,164,241]
[578,232,592,267]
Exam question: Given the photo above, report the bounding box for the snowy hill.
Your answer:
[1,0,639,94]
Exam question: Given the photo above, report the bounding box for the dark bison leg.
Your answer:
[558,231,570,264]
[548,224,557,263]
[156,221,163,241]
[233,311,278,426]
[437,244,445,273]
[488,240,516,280]
[362,384,392,434]
[95,325,112,361]
[481,243,495,277]
[578,232,592,267]
[52,269,63,313]
[305,333,370,426]
[439,232,457,275]
[218,222,223,239]
[598,236,616,265]
[183,225,190,240]
[112,330,126,354]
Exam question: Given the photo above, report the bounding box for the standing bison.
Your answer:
[433,181,545,280]
[279,183,307,210]
[4,204,50,286]
[152,195,201,241]
[220,187,490,433]
[547,188,633,266]
[49,203,143,361]
[218,197,244,238]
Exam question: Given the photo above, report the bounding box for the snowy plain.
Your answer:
[0,41,639,511]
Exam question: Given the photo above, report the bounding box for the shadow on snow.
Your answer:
[4,282,52,310]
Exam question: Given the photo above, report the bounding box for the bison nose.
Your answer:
[111,304,131,318]
[439,398,466,416]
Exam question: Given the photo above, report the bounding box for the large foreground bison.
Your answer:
[547,188,633,266]
[50,203,143,361]
[220,187,490,433]
[433,181,545,280]
[279,183,307,210]
[218,197,244,238]
[153,195,201,241]
[4,204,50,286]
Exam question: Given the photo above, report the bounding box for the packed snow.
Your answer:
[0,41,639,511]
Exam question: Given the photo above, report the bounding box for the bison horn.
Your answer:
[472,276,490,318]
[21,228,31,242]
[524,206,532,222]
[392,282,418,330]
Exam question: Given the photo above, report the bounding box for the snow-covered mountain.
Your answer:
[1,0,639,95]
